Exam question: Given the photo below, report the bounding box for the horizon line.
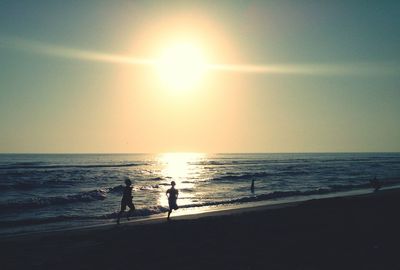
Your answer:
[1,151,399,155]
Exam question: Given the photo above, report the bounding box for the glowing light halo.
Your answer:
[0,36,155,66]
[155,42,207,91]
[1,36,396,77]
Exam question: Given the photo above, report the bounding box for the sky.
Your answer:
[0,0,399,153]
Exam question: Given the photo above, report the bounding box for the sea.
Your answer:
[1,153,400,236]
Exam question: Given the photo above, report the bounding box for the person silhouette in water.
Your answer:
[166,181,179,220]
[370,176,382,192]
[117,179,135,224]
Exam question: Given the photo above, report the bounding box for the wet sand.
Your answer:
[2,188,400,270]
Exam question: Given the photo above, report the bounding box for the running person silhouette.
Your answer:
[166,181,179,220]
[117,179,135,224]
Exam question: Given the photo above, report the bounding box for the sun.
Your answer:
[156,42,207,92]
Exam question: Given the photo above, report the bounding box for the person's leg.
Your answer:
[127,202,135,221]
[117,202,127,224]
[117,210,124,224]
[167,208,172,220]
[173,201,178,210]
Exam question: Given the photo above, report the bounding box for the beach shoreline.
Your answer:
[1,184,395,239]
[2,153,400,239]
[2,188,400,270]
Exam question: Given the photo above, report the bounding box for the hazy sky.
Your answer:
[1,0,399,153]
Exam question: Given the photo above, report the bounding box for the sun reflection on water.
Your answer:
[157,153,205,209]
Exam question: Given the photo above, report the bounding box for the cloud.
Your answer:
[1,35,398,76]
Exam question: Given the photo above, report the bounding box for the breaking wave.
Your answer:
[0,182,163,212]
[2,179,400,229]
[0,179,76,191]
[211,172,270,182]
[0,206,170,228]
[0,189,107,212]
[0,162,142,170]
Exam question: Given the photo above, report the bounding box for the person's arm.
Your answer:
[166,190,169,198]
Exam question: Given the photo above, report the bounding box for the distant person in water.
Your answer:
[370,177,382,192]
[166,181,179,220]
[117,179,135,224]
[250,179,255,193]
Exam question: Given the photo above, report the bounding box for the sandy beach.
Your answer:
[1,188,400,270]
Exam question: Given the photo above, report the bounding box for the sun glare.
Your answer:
[157,153,205,208]
[156,42,207,92]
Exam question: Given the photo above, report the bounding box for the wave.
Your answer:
[150,177,164,181]
[190,159,279,166]
[0,189,107,212]
[107,185,125,193]
[0,180,161,194]
[328,178,400,190]
[0,184,373,227]
[137,185,159,191]
[2,178,400,228]
[0,182,39,191]
[102,205,169,219]
[2,179,400,229]
[190,160,227,166]
[11,181,160,208]
[188,155,400,167]
[3,176,399,212]
[175,188,357,209]
[0,162,142,170]
[0,215,91,227]
[106,181,400,217]
[178,179,400,209]
[106,184,159,194]
[211,172,270,182]
[0,179,76,191]
[0,205,171,228]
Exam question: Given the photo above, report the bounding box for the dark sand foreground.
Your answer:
[2,189,400,270]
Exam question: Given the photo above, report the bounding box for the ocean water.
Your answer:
[1,153,400,236]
